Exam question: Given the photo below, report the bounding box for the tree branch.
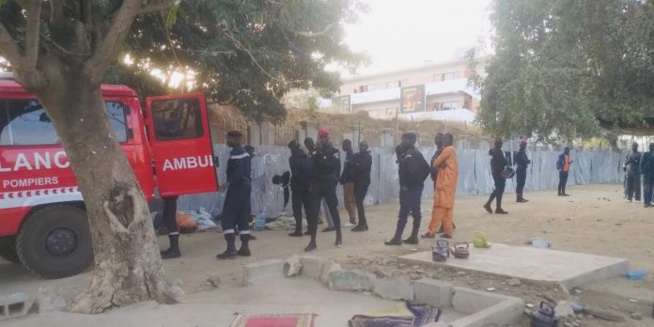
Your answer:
[0,23,21,66]
[83,0,143,82]
[25,0,42,72]
[139,0,180,15]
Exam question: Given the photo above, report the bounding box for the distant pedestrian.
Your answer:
[217,131,252,259]
[288,140,313,237]
[305,129,342,252]
[641,143,654,207]
[385,132,430,246]
[626,142,642,203]
[351,141,373,232]
[515,140,531,203]
[484,138,509,214]
[340,139,357,227]
[556,147,574,196]
[424,133,458,239]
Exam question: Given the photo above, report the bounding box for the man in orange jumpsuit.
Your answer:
[424,133,458,239]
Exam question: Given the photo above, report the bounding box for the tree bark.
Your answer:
[36,69,169,314]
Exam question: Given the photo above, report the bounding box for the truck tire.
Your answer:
[0,244,20,264]
[16,205,94,279]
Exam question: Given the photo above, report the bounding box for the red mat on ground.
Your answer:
[230,313,316,327]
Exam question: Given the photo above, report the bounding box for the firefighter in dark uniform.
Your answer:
[288,140,313,237]
[160,195,180,259]
[217,131,252,259]
[515,140,531,203]
[386,132,430,246]
[305,129,342,252]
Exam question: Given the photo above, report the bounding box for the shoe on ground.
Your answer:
[216,249,237,260]
[351,225,368,232]
[626,199,633,203]
[237,247,251,257]
[160,249,181,259]
[562,193,570,197]
[517,198,529,203]
[304,230,311,235]
[483,204,493,213]
[403,236,419,245]
[384,238,402,246]
[304,242,317,252]
[322,226,336,232]
[421,233,435,239]
[495,209,509,215]
[439,234,453,239]
[341,222,354,228]
[289,230,304,237]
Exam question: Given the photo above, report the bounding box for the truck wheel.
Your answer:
[0,244,20,264]
[16,205,94,279]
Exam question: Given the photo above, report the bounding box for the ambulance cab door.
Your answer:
[145,93,219,196]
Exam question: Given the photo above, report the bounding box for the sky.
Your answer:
[343,0,493,75]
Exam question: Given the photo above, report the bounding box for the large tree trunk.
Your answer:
[36,69,168,314]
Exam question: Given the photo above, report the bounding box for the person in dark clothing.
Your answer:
[217,131,252,259]
[430,133,444,187]
[305,129,342,252]
[626,142,643,202]
[305,137,330,227]
[556,147,574,196]
[386,132,431,246]
[288,140,313,236]
[351,141,373,232]
[515,140,531,203]
[641,143,654,207]
[341,139,357,226]
[272,172,291,209]
[160,195,181,259]
[484,138,509,214]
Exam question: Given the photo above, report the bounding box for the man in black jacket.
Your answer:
[626,142,642,203]
[641,143,654,207]
[484,138,509,214]
[288,140,313,237]
[305,129,342,252]
[351,141,373,232]
[515,140,531,203]
[340,139,357,226]
[386,132,430,246]
[430,133,444,187]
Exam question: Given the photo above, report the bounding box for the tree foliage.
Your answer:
[473,0,654,140]
[107,0,366,123]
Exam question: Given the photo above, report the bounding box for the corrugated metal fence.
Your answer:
[175,145,624,218]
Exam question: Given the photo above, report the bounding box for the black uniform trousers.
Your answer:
[516,167,527,196]
[627,173,641,201]
[354,182,370,227]
[396,184,424,236]
[643,174,654,206]
[162,196,179,235]
[221,182,252,237]
[487,173,506,205]
[291,186,312,230]
[558,171,569,195]
[308,178,341,238]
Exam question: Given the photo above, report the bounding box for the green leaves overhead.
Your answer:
[474,0,654,139]
[114,0,365,123]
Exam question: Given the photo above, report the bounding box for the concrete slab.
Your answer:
[399,243,628,288]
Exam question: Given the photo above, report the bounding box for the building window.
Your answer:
[364,84,376,92]
[441,101,458,110]
[386,81,401,89]
[441,72,460,81]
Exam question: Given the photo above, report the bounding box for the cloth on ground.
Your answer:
[186,207,218,230]
[348,301,441,327]
[230,313,316,327]
[264,215,299,231]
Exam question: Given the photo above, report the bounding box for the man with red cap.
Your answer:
[514,140,531,202]
[305,128,343,251]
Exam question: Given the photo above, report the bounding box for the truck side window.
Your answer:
[0,100,128,146]
[151,98,203,141]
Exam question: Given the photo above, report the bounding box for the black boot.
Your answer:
[161,234,181,259]
[237,234,251,257]
[335,229,343,246]
[385,220,406,246]
[403,220,420,244]
[289,228,304,237]
[217,234,237,259]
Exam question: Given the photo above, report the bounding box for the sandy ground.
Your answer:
[1,183,653,326]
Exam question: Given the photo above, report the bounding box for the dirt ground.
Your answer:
[1,184,653,326]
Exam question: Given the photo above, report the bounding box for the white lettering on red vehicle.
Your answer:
[2,177,59,188]
[0,151,70,172]
[162,155,213,171]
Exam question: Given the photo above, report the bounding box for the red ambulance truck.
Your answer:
[0,74,219,278]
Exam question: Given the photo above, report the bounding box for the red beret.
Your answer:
[520,140,527,146]
[318,129,330,137]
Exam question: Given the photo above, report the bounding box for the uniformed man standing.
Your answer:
[305,129,342,252]
[160,195,181,259]
[288,140,313,237]
[515,140,531,203]
[385,132,430,246]
[484,138,509,214]
[351,141,373,232]
[641,143,654,207]
[217,131,252,259]
[626,142,642,203]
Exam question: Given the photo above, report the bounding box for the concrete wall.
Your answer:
[175,145,625,219]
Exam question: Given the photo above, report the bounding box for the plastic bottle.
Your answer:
[255,211,265,231]
[626,270,647,280]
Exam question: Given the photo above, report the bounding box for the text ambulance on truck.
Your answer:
[0,73,219,278]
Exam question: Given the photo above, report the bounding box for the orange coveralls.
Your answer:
[427,145,458,236]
